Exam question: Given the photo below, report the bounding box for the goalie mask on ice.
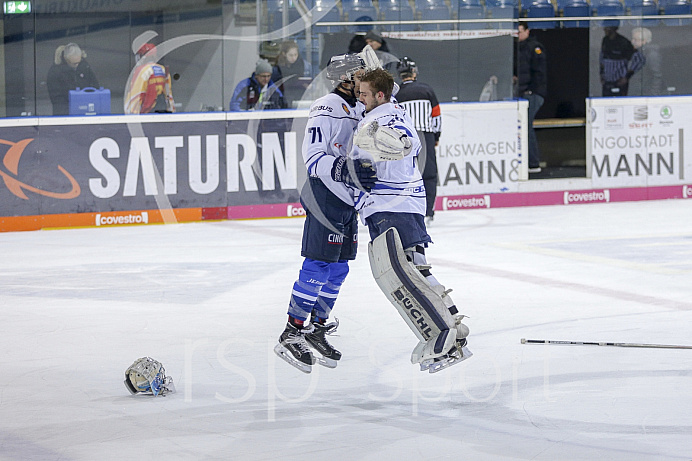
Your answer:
[367,228,472,373]
[124,357,175,396]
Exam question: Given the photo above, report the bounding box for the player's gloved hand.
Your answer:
[331,156,377,192]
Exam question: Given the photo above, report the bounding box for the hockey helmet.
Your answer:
[326,53,366,82]
[124,357,175,396]
[397,56,418,78]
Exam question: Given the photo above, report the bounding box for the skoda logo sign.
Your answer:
[660,106,672,119]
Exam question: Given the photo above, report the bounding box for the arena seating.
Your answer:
[524,0,557,28]
[560,0,591,27]
[415,0,454,30]
[342,0,378,31]
[450,0,487,30]
[592,0,625,26]
[486,0,518,29]
[659,0,692,24]
[379,0,416,30]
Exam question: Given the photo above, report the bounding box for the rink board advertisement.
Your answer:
[587,96,692,187]
[435,100,528,197]
[2,98,692,232]
[0,112,306,231]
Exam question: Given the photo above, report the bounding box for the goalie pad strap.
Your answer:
[385,229,448,334]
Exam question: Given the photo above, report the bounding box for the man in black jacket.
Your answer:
[47,43,99,115]
[514,22,547,174]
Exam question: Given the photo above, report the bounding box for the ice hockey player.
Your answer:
[274,52,378,373]
[352,68,471,373]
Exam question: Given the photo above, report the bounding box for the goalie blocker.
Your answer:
[368,227,471,373]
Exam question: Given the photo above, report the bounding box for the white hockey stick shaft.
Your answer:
[521,338,692,350]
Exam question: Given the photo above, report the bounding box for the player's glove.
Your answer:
[331,156,377,192]
[354,121,412,162]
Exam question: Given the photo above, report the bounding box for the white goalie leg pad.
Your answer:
[407,247,470,343]
[368,227,461,364]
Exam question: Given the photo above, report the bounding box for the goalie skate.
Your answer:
[274,322,316,374]
[420,339,473,374]
[305,319,342,369]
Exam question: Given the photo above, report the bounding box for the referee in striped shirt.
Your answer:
[600,25,645,97]
[395,57,442,223]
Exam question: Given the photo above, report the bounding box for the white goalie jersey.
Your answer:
[351,102,426,219]
[303,91,364,206]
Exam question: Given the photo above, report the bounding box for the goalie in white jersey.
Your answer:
[353,68,472,373]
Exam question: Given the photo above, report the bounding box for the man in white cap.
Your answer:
[229,58,286,111]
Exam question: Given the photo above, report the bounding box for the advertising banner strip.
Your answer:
[436,184,690,212]
[0,208,201,232]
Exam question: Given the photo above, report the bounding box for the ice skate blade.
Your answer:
[313,355,338,369]
[420,346,473,374]
[274,343,313,374]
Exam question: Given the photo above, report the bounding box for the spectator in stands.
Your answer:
[599,25,644,97]
[125,43,175,114]
[272,40,313,107]
[47,43,99,115]
[363,30,398,73]
[229,59,286,111]
[630,27,665,96]
[348,34,367,53]
[513,22,547,174]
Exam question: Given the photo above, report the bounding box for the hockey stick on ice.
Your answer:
[521,338,692,350]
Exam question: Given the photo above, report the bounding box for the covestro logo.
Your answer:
[563,189,610,205]
[442,195,491,210]
[95,211,149,226]
[287,204,306,216]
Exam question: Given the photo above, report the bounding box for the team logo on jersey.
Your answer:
[342,103,350,115]
[534,47,542,55]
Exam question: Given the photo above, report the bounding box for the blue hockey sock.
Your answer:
[313,260,349,320]
[287,258,330,322]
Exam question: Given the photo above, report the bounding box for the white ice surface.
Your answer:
[1,200,691,460]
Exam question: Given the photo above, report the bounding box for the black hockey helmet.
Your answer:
[397,56,418,78]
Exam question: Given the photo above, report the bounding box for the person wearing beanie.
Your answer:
[46,43,99,115]
[362,30,398,76]
[229,58,286,111]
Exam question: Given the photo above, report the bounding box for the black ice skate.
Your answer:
[274,322,316,374]
[419,338,473,374]
[305,318,341,369]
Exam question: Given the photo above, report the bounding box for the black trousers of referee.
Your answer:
[418,130,438,218]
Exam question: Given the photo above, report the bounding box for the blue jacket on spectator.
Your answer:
[229,73,285,111]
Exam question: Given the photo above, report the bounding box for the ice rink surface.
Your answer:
[1,199,691,460]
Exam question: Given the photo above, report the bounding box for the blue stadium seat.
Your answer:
[660,0,692,24]
[592,0,625,26]
[525,0,556,29]
[380,0,416,31]
[415,0,453,30]
[625,0,659,25]
[486,0,518,28]
[268,0,305,32]
[312,0,342,33]
[343,0,378,32]
[451,0,486,29]
[561,0,591,27]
